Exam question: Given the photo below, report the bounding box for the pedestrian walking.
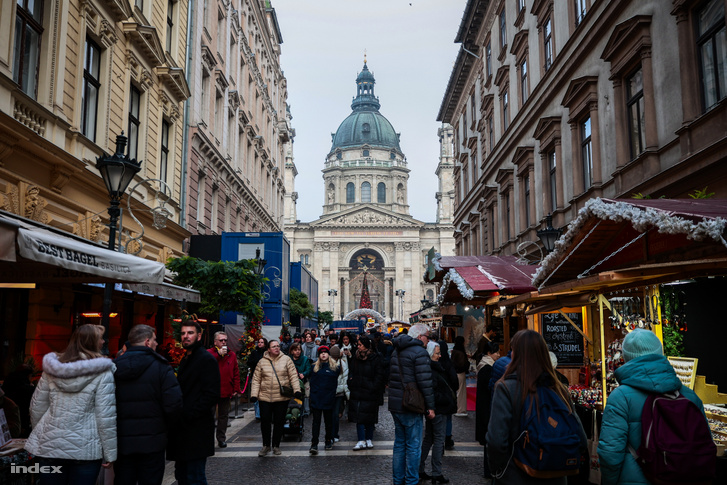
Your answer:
[302,333,319,415]
[114,324,183,485]
[329,345,350,442]
[475,341,500,480]
[247,337,267,420]
[437,339,458,451]
[419,342,457,484]
[348,335,386,451]
[208,331,241,448]
[308,345,341,454]
[167,321,220,485]
[289,342,311,391]
[487,329,586,483]
[598,329,710,485]
[388,324,435,485]
[451,336,470,416]
[250,339,302,456]
[25,324,117,485]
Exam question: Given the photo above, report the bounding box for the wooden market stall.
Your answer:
[502,198,727,462]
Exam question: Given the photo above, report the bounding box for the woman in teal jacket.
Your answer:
[598,329,706,485]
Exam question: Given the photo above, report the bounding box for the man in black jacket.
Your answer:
[115,324,183,485]
[388,324,435,485]
[167,322,220,485]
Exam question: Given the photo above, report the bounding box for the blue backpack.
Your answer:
[512,386,583,478]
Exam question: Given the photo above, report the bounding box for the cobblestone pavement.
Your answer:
[163,395,486,484]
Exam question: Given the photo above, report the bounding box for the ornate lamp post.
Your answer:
[328,289,338,318]
[96,132,142,351]
[395,289,406,321]
[537,213,562,254]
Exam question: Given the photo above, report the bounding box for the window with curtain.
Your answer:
[626,66,645,159]
[581,116,593,190]
[82,37,101,142]
[697,0,726,110]
[361,182,371,203]
[13,0,43,98]
[377,182,386,203]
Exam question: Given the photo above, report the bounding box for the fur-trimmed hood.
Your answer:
[42,352,116,393]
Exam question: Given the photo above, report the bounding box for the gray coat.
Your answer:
[387,335,435,413]
[486,373,586,484]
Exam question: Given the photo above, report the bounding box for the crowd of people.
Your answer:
[1,321,713,485]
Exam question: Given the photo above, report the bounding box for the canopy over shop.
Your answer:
[503,198,727,406]
[425,254,539,349]
[0,210,197,370]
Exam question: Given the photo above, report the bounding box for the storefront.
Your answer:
[502,198,727,466]
[0,210,194,373]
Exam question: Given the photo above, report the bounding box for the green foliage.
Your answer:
[660,286,686,357]
[632,192,651,199]
[289,287,315,319]
[166,256,265,321]
[688,187,715,199]
[318,311,333,328]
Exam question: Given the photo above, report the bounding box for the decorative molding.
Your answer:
[50,165,74,193]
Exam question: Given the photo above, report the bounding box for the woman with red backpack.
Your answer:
[486,329,587,484]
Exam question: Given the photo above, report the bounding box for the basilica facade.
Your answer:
[284,61,455,321]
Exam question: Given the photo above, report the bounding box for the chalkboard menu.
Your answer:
[542,312,584,367]
[442,314,463,327]
[489,316,505,346]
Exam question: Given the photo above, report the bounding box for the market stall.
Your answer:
[505,198,727,476]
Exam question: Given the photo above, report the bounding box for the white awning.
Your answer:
[0,211,165,284]
[122,282,201,302]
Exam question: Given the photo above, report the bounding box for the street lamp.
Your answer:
[328,289,338,318]
[253,247,267,276]
[537,213,561,254]
[395,289,406,321]
[96,132,142,352]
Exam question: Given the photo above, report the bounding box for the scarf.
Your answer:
[356,348,371,361]
[476,354,495,373]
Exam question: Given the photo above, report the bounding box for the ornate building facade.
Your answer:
[438,0,727,258]
[186,0,292,235]
[285,61,455,321]
[0,0,192,368]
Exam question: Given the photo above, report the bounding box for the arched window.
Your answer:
[363,149,370,157]
[377,182,386,203]
[361,182,371,202]
[346,182,355,203]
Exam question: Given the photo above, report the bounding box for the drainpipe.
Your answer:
[180,0,195,230]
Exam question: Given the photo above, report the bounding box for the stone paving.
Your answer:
[162,395,486,484]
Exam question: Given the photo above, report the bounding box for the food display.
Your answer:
[667,356,698,389]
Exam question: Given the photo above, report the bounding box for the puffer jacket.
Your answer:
[251,351,301,403]
[487,372,586,485]
[348,350,386,424]
[26,352,117,462]
[388,334,435,413]
[598,353,706,485]
[335,357,350,399]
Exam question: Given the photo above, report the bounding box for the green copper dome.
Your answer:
[330,61,401,154]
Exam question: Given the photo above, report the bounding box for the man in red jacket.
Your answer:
[208,331,241,448]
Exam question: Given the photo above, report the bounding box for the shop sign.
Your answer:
[542,312,585,366]
[442,314,463,327]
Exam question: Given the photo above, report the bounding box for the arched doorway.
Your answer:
[347,248,386,315]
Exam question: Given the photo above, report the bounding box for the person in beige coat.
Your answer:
[25,324,117,485]
[250,339,301,456]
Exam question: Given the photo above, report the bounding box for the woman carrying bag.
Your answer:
[250,339,301,457]
[308,346,341,454]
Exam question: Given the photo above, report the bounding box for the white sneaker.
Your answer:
[365,439,374,449]
[333,437,340,442]
[353,440,366,451]
[454,412,468,417]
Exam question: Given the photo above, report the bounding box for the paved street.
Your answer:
[163,395,485,484]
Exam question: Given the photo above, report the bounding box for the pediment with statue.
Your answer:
[310,204,424,228]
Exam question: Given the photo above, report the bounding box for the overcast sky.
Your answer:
[272,0,464,223]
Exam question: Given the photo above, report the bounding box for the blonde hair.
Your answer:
[313,355,339,373]
[58,324,105,363]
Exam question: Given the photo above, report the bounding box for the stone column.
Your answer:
[384,277,391,319]
[612,79,629,168]
[589,101,602,187]
[570,122,584,195]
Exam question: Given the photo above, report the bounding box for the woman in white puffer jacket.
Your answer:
[25,324,117,484]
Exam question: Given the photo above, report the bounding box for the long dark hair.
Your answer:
[58,324,105,363]
[500,329,572,415]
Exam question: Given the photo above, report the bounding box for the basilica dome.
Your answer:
[330,61,402,154]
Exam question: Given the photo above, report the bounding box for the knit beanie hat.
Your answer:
[622,329,663,362]
[318,345,330,355]
[329,346,341,359]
